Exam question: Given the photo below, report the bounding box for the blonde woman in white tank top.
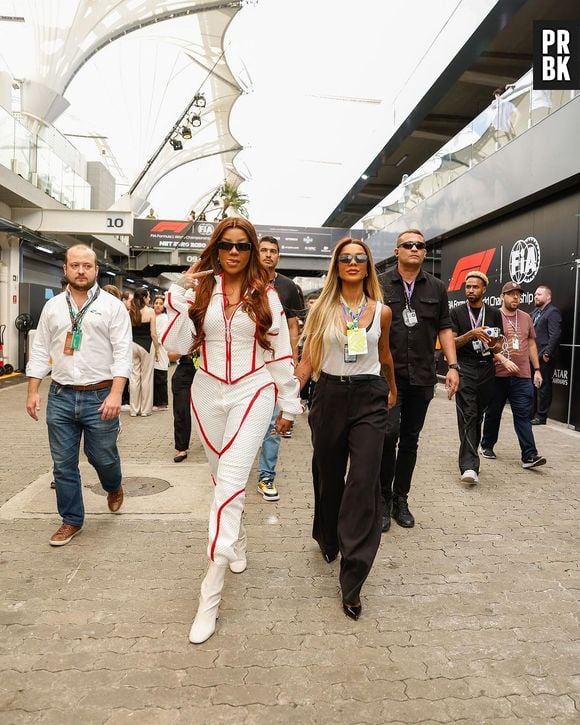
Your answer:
[295,238,397,621]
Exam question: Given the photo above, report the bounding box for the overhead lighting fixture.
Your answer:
[191,114,202,128]
[361,173,369,180]
[180,125,192,140]
[35,245,54,254]
[193,92,206,108]
[105,271,116,277]
[126,278,135,283]
[395,155,408,168]
[170,138,183,151]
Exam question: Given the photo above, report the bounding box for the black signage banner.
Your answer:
[440,189,580,429]
[132,219,367,258]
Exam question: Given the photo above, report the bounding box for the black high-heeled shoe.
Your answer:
[343,602,362,621]
[323,549,338,563]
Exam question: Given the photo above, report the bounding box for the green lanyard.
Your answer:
[66,287,100,350]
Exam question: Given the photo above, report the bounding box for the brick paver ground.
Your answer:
[0,375,578,724]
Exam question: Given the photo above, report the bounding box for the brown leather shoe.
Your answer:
[49,523,82,546]
[107,485,124,513]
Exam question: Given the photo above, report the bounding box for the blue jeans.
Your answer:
[481,376,537,460]
[257,406,281,482]
[46,383,122,527]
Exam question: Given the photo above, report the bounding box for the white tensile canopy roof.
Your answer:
[0,0,501,225]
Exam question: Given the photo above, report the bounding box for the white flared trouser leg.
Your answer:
[188,561,227,644]
[191,371,275,568]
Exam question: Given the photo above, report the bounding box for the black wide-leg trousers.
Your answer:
[309,374,389,604]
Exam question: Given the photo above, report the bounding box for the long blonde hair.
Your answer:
[301,238,383,378]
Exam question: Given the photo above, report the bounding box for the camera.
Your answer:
[484,327,501,338]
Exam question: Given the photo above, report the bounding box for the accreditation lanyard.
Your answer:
[468,305,487,354]
[64,287,100,354]
[402,280,418,327]
[502,310,520,351]
[340,295,368,357]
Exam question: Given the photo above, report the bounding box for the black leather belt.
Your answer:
[63,380,113,391]
[320,372,381,384]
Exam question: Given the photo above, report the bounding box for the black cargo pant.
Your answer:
[454,362,495,474]
[171,358,196,452]
[309,373,389,605]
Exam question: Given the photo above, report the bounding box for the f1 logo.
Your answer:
[533,21,580,90]
[150,221,189,234]
[447,248,495,292]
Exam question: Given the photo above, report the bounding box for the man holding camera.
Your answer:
[480,281,546,469]
[450,271,503,484]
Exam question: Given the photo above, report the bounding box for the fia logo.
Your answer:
[533,21,580,90]
[509,237,541,284]
[197,223,214,236]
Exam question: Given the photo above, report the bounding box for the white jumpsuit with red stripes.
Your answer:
[163,276,302,566]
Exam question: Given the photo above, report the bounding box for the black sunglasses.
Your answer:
[217,240,252,252]
[338,253,368,264]
[398,241,426,250]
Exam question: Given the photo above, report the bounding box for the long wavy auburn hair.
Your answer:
[188,217,273,353]
[301,237,383,378]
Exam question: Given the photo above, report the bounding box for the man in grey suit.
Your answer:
[531,285,562,425]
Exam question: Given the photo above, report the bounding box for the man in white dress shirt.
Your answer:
[26,245,133,546]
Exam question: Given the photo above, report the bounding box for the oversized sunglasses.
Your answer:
[217,240,252,252]
[398,241,426,250]
[338,253,368,264]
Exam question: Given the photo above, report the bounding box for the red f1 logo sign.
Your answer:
[447,248,495,291]
[150,221,189,233]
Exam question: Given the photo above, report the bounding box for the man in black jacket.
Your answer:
[531,285,562,425]
[379,229,460,531]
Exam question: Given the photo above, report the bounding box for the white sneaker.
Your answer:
[460,469,479,484]
[120,404,131,412]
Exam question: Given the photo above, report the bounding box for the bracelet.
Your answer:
[534,368,540,372]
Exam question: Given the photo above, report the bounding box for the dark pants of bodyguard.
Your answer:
[534,357,555,422]
[455,363,495,474]
[380,375,434,507]
[309,374,389,605]
[47,383,122,528]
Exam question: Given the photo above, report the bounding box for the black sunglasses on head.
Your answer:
[398,241,426,250]
[217,240,252,252]
[338,253,368,264]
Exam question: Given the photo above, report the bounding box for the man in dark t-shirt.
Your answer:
[256,235,304,502]
[450,271,502,485]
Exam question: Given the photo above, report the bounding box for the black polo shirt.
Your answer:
[380,267,452,386]
[450,302,503,367]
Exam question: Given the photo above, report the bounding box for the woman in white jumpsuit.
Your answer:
[162,218,302,643]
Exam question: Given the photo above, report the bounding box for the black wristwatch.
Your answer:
[448,363,461,371]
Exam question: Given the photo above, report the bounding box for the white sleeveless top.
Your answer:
[321,301,382,376]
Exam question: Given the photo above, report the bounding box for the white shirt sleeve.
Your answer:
[162,283,196,355]
[26,304,53,380]
[109,303,133,379]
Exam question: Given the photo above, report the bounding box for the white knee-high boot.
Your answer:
[188,562,227,644]
[230,520,247,574]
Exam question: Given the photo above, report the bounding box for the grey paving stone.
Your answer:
[0,380,578,724]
